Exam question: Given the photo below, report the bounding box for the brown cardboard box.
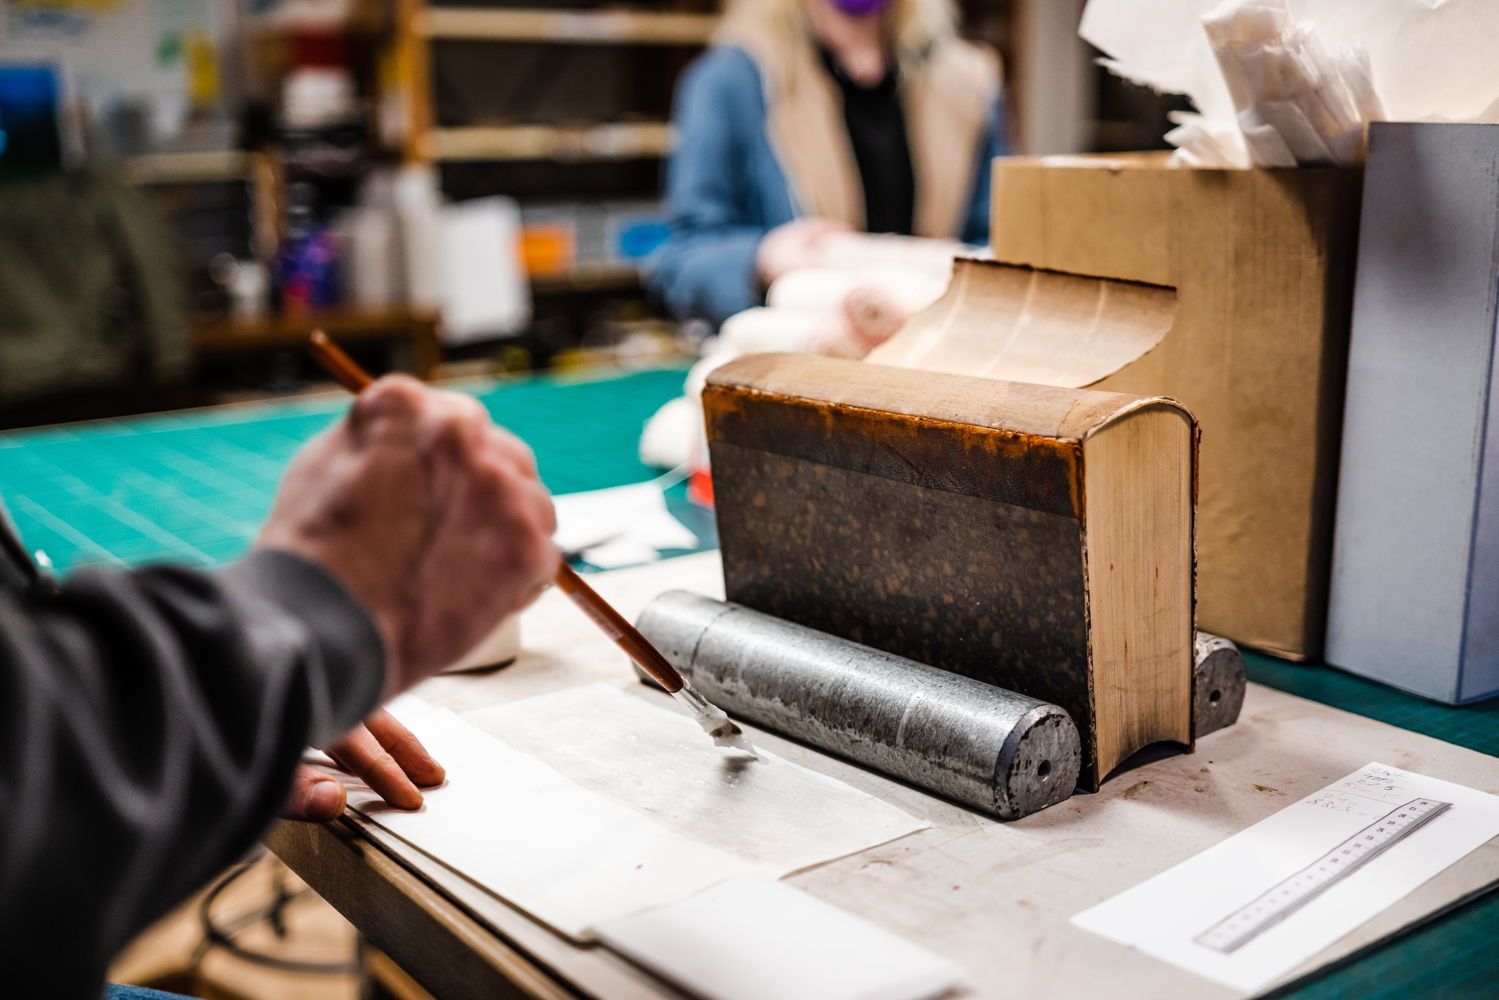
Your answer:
[873,154,1360,659]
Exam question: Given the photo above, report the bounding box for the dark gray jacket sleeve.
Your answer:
[0,549,386,997]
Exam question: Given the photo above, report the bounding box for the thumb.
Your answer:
[283,764,348,822]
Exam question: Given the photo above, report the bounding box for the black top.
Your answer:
[0,503,386,998]
[819,46,916,236]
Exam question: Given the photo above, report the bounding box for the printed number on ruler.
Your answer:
[1195,797,1452,954]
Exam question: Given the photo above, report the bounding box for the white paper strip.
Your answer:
[465,685,929,877]
[595,875,965,1000]
[552,482,698,560]
[329,697,754,941]
[326,688,927,942]
[1071,762,1499,992]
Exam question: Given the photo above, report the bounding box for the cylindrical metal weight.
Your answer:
[1194,632,1247,738]
[635,591,1082,821]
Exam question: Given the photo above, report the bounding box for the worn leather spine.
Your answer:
[704,353,1195,789]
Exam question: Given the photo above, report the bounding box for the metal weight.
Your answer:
[636,591,1083,821]
[1194,631,1247,738]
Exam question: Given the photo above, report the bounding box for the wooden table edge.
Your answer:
[265,818,582,1000]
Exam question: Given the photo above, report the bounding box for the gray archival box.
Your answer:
[1328,121,1499,703]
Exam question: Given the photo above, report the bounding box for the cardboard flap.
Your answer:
[868,259,1178,389]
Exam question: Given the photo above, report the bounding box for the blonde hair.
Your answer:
[716,0,959,69]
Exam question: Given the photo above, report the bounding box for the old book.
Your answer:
[871,155,1360,661]
[1327,123,1499,704]
[705,353,1197,789]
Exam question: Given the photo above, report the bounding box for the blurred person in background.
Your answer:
[645,0,1008,330]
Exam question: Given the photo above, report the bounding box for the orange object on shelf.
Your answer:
[519,224,575,277]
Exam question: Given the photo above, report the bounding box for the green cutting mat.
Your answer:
[2,364,1497,998]
[0,366,696,573]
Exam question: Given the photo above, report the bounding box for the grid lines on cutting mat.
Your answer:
[0,367,689,573]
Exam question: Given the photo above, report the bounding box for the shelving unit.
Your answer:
[392,0,711,168]
[424,121,674,162]
[384,0,715,359]
[418,7,716,45]
[530,266,643,295]
[124,150,256,186]
[192,307,442,379]
[102,0,1022,404]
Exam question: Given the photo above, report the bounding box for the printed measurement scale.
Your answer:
[1195,797,1453,954]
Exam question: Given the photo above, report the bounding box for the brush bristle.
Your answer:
[714,728,760,758]
[675,683,760,758]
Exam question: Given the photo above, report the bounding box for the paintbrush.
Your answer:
[307,331,758,757]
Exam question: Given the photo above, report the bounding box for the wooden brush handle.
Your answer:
[310,331,375,393]
[553,564,684,693]
[306,329,687,694]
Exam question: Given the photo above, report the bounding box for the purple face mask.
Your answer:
[829,0,893,17]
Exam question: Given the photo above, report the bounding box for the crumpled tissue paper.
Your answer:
[1080,0,1499,167]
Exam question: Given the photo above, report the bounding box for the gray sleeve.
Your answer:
[0,550,386,998]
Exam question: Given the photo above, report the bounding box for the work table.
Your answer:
[1,366,1496,999]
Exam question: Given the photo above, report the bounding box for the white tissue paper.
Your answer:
[1081,0,1499,167]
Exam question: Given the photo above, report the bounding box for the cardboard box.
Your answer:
[874,155,1360,659]
[995,155,1360,659]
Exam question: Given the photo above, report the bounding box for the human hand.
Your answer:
[841,284,909,350]
[756,217,852,287]
[258,375,558,696]
[282,709,445,820]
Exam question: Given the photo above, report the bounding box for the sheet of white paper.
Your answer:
[330,696,754,941]
[553,482,698,558]
[328,690,926,943]
[580,536,662,569]
[1072,762,1499,993]
[465,685,929,877]
[595,875,964,1000]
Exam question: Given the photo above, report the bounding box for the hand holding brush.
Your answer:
[308,332,758,757]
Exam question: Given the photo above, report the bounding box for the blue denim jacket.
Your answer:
[645,45,1008,327]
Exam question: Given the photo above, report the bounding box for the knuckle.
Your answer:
[356,375,427,423]
[389,731,430,763]
[535,539,561,577]
[434,411,473,449]
[432,390,490,428]
[522,505,560,569]
[470,460,509,498]
[531,485,558,536]
[453,392,490,421]
[496,432,540,477]
[432,402,492,457]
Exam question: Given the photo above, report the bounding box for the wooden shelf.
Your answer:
[192,307,442,378]
[424,122,673,162]
[125,150,255,186]
[531,267,642,294]
[420,7,716,45]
